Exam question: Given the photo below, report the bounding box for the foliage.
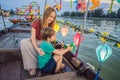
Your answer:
[61,7,120,19]
[9,9,15,15]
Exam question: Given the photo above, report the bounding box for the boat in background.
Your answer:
[8,2,40,24]
[8,19,33,24]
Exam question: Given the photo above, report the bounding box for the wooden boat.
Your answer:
[0,23,103,80]
[8,19,33,24]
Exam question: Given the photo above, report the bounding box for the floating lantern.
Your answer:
[95,44,112,80]
[89,28,95,33]
[60,26,68,37]
[102,32,109,36]
[100,37,107,43]
[54,24,60,32]
[90,0,100,10]
[74,32,84,46]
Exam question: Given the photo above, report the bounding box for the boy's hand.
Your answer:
[36,48,45,56]
[67,46,72,51]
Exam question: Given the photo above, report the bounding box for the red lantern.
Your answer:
[74,32,84,46]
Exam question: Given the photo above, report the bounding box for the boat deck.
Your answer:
[0,24,31,48]
[26,71,86,80]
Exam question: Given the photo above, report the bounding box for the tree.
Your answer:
[109,12,116,18]
[62,11,70,16]
[92,8,104,17]
[70,11,76,17]
[9,9,15,15]
[117,8,120,18]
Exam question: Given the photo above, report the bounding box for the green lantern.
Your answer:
[117,0,120,3]
[96,44,112,63]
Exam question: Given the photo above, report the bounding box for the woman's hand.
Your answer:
[36,48,45,56]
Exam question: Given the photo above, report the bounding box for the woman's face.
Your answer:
[47,11,56,24]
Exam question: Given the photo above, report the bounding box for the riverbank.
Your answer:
[59,16,120,21]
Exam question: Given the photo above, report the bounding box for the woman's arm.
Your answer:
[30,27,44,56]
[53,47,72,55]
[31,27,38,50]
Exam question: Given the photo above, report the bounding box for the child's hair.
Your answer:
[41,27,56,40]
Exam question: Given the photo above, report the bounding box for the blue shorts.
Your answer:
[40,58,56,73]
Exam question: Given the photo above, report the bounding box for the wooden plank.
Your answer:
[0,37,11,48]
[0,48,20,52]
[26,71,86,80]
[0,61,22,80]
[0,48,21,63]
[20,62,34,80]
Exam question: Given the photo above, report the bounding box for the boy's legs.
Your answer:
[53,55,63,72]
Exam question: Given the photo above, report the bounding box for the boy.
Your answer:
[37,27,72,73]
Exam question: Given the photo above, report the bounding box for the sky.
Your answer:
[0,0,120,15]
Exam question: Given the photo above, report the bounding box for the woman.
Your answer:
[20,7,56,75]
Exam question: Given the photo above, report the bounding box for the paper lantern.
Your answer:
[117,0,120,3]
[90,0,100,10]
[74,32,84,46]
[96,44,112,63]
[60,27,68,37]
[54,24,60,32]
[64,43,76,51]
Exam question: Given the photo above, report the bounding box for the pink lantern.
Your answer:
[74,32,84,46]
[60,26,68,37]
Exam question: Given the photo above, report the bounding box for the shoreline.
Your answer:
[58,16,120,21]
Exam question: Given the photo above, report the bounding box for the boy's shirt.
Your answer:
[37,41,55,69]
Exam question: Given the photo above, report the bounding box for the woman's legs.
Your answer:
[20,38,38,70]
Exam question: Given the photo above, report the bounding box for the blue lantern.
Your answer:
[96,44,112,63]
[95,44,112,80]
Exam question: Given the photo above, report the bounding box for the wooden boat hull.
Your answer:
[0,24,103,80]
[9,19,33,24]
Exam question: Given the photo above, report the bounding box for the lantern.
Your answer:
[117,0,120,3]
[64,43,76,51]
[90,0,100,10]
[54,24,60,32]
[96,44,112,63]
[60,26,68,37]
[74,32,84,46]
[95,44,112,80]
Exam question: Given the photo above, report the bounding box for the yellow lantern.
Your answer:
[89,28,95,33]
[102,32,109,36]
[100,37,107,43]
[54,24,60,32]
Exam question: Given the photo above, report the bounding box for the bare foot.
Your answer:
[29,69,36,76]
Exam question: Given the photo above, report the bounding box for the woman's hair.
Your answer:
[41,27,56,40]
[42,7,56,28]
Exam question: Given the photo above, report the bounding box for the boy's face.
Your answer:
[49,33,56,42]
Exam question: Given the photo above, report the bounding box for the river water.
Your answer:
[0,16,120,80]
